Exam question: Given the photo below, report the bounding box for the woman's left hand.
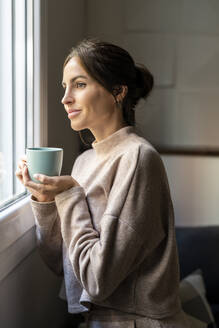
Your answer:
[22,168,80,202]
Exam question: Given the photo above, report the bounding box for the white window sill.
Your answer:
[0,196,36,282]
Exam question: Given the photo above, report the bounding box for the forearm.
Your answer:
[31,199,63,276]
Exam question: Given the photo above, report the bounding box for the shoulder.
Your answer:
[117,135,168,194]
[106,134,165,188]
[118,132,162,169]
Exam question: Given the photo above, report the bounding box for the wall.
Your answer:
[47,0,85,174]
[0,231,67,328]
[85,0,219,226]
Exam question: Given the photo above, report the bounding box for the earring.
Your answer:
[115,98,123,109]
[113,87,123,107]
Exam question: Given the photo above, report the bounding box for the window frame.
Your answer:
[0,0,31,210]
[0,0,48,280]
[0,0,47,213]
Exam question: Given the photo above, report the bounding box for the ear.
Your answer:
[113,85,128,103]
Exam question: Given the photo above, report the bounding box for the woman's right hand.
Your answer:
[15,155,27,185]
[15,155,55,202]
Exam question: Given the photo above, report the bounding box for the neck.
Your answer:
[90,121,127,143]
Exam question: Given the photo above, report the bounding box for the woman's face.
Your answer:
[61,56,123,137]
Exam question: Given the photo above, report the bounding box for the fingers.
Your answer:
[16,166,51,199]
[15,158,57,201]
[15,161,27,183]
[18,159,27,170]
[33,174,56,185]
[22,166,31,185]
[16,169,76,199]
[23,170,54,194]
[16,155,27,183]
[15,167,22,177]
[15,168,23,183]
[22,166,39,189]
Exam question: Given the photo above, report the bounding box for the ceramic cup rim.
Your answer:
[26,147,63,152]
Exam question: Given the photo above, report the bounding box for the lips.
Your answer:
[67,109,81,114]
[67,109,81,119]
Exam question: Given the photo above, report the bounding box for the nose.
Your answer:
[61,89,75,105]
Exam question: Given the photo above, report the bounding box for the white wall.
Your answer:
[163,155,219,226]
[85,0,219,226]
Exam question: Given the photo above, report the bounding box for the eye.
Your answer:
[76,82,86,88]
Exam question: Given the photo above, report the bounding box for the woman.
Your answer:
[16,39,204,327]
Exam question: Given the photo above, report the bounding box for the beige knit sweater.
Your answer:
[31,126,181,319]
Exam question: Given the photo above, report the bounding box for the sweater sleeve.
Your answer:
[31,199,63,276]
[30,155,83,276]
[55,145,167,301]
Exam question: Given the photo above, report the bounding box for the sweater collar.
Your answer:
[92,126,135,157]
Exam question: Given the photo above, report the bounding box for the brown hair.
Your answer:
[63,38,154,147]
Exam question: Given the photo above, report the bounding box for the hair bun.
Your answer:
[135,64,154,100]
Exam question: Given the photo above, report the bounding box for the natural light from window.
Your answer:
[0,0,33,210]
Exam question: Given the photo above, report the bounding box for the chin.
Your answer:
[70,121,86,132]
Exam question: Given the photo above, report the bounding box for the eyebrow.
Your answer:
[62,75,88,86]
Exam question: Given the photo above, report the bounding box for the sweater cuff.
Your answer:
[31,196,57,228]
[31,195,56,205]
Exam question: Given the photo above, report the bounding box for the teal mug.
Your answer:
[26,147,63,183]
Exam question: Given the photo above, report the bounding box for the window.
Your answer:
[0,0,46,276]
[0,0,33,210]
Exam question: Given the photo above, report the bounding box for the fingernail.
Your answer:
[33,174,39,179]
